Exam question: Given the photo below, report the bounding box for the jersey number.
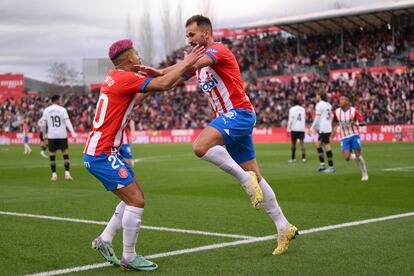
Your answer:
[326,109,332,121]
[50,116,61,127]
[93,94,109,128]
[297,113,302,121]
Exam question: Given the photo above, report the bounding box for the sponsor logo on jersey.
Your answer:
[206,48,219,54]
[118,167,129,178]
[199,74,219,93]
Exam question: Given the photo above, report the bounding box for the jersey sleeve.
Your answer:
[205,44,226,65]
[354,109,363,122]
[122,72,153,94]
[62,108,69,120]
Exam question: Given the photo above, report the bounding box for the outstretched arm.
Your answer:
[144,45,205,92]
[136,51,215,89]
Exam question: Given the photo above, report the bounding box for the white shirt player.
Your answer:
[288,105,306,132]
[311,100,333,133]
[41,104,76,139]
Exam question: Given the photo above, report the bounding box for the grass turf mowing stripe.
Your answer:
[0,211,255,240]
[383,166,414,172]
[25,211,414,276]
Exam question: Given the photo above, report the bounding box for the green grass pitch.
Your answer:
[1,142,413,275]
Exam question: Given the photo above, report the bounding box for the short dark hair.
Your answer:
[293,99,300,105]
[51,95,60,103]
[185,14,212,30]
[318,91,327,101]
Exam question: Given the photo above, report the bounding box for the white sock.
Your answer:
[356,155,368,176]
[350,153,356,160]
[101,201,126,243]
[201,145,251,184]
[122,205,144,261]
[259,178,289,233]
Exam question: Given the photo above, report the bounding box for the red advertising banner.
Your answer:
[1,125,413,145]
[0,74,24,93]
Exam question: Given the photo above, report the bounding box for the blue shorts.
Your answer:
[23,136,29,143]
[209,109,256,164]
[341,135,362,152]
[83,152,135,191]
[119,144,133,159]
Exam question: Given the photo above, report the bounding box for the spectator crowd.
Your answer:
[1,22,413,133]
[1,70,412,133]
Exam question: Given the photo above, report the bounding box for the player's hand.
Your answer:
[134,65,163,77]
[184,45,205,68]
[72,133,78,138]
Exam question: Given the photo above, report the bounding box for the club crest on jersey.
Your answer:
[118,167,129,178]
[199,74,219,93]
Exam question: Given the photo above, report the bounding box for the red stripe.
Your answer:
[208,91,219,116]
[213,86,227,113]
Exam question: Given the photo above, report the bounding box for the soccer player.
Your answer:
[40,95,77,181]
[119,120,135,167]
[310,91,335,173]
[83,39,204,271]
[287,99,306,163]
[22,120,32,154]
[333,95,368,181]
[136,15,298,255]
[37,118,48,158]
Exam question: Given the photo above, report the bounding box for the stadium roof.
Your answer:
[245,0,414,35]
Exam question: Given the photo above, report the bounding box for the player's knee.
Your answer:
[192,143,207,158]
[128,196,144,208]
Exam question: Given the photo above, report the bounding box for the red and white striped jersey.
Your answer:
[190,42,253,117]
[333,107,363,139]
[84,70,152,156]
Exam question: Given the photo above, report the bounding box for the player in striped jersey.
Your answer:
[136,15,298,255]
[333,95,368,181]
[84,39,205,271]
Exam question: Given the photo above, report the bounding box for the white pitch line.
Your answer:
[25,211,414,276]
[383,166,414,172]
[0,211,254,240]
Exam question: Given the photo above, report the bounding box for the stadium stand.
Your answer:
[1,2,413,133]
